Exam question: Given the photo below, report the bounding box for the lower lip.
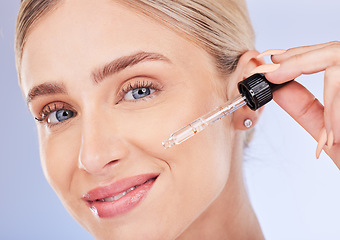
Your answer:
[88,178,156,218]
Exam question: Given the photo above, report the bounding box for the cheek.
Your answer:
[38,126,80,197]
[171,119,233,199]
[116,95,233,222]
[116,87,233,182]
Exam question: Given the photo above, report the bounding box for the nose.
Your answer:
[78,111,128,176]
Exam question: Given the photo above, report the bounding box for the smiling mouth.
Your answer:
[83,174,159,218]
[94,177,157,203]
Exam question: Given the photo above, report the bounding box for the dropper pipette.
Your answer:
[162,73,291,149]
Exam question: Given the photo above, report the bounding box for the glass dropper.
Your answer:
[162,73,291,149]
[162,94,246,149]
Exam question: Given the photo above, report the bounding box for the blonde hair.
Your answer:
[15,0,255,81]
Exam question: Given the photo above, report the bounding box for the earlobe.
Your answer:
[243,119,253,128]
[232,104,264,130]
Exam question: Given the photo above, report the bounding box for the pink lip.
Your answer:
[83,173,159,218]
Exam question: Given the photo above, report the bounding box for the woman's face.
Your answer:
[20,0,236,238]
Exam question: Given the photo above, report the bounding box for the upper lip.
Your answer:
[82,173,159,202]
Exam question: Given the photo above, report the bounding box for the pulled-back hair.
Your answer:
[15,0,255,81]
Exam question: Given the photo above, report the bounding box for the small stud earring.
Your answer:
[244,119,253,128]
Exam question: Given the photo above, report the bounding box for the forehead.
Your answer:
[20,0,211,91]
[21,0,161,66]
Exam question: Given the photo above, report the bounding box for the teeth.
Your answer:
[98,186,136,202]
[95,177,157,203]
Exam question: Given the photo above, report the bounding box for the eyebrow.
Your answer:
[26,51,171,104]
[91,51,171,83]
[27,83,66,104]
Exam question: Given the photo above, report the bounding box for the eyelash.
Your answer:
[119,80,161,102]
[35,102,74,124]
[34,80,162,125]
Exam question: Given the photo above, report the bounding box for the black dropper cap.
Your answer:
[237,73,291,111]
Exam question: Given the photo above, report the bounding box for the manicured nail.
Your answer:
[316,128,327,159]
[256,49,287,59]
[249,64,280,75]
[327,130,334,149]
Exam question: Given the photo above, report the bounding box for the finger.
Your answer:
[272,81,324,141]
[255,43,334,62]
[272,70,340,167]
[266,45,340,84]
[256,49,286,59]
[327,146,340,169]
[330,90,340,143]
[324,66,340,143]
[249,64,280,75]
[328,131,334,149]
[271,41,340,63]
[316,128,327,159]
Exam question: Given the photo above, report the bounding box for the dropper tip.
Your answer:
[162,137,176,149]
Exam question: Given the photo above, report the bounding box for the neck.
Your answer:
[177,133,264,240]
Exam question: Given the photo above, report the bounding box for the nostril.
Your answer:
[78,158,120,175]
[78,129,129,175]
[105,159,120,168]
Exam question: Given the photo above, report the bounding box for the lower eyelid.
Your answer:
[36,111,77,129]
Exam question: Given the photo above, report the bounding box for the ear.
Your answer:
[228,50,265,131]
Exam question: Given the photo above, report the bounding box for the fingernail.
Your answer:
[249,64,280,75]
[327,130,334,149]
[316,128,327,159]
[256,49,287,59]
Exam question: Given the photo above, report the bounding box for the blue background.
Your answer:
[1,1,340,239]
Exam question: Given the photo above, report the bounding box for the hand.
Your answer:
[253,41,340,168]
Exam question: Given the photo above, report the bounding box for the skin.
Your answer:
[20,0,340,239]
[254,42,340,166]
[20,0,263,239]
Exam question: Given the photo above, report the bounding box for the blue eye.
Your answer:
[47,109,75,123]
[124,87,155,101]
[35,102,77,126]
